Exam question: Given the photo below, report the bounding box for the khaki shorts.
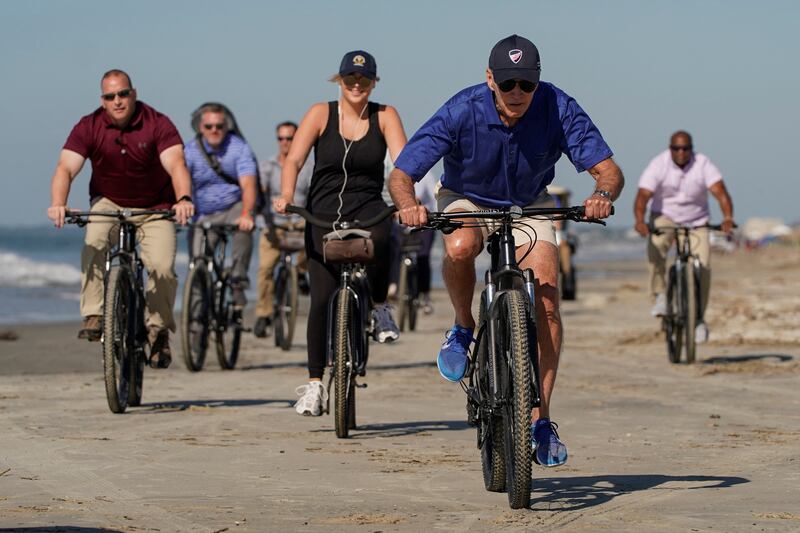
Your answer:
[435,184,557,247]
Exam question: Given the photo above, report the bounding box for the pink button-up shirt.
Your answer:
[638,150,722,225]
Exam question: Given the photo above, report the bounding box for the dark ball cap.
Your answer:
[339,50,377,79]
[488,34,541,83]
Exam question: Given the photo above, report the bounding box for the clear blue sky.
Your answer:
[1,0,797,227]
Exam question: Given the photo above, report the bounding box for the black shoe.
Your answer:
[253,316,272,338]
[77,315,102,342]
[297,274,310,296]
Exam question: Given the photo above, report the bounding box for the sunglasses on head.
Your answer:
[342,74,373,88]
[277,136,294,141]
[670,145,692,152]
[496,79,537,93]
[203,123,226,131]
[101,88,133,101]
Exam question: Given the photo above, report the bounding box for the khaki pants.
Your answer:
[648,214,711,315]
[80,197,177,331]
[256,226,307,318]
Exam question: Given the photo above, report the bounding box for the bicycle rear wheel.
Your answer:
[333,289,355,438]
[274,264,299,351]
[683,261,697,364]
[477,298,507,492]
[181,264,210,371]
[103,265,132,414]
[665,265,683,364]
[498,290,533,509]
[215,280,242,370]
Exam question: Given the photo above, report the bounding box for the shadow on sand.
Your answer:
[131,398,293,413]
[701,353,794,365]
[0,526,122,533]
[310,419,471,438]
[530,474,748,511]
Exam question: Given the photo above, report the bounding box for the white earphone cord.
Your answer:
[334,100,368,238]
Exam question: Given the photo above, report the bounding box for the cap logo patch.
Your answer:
[509,49,523,64]
[353,55,366,67]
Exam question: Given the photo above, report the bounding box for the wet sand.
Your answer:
[0,245,798,532]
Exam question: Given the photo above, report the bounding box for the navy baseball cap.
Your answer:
[339,50,377,79]
[488,35,541,83]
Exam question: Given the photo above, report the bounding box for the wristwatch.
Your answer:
[178,194,193,203]
[592,189,613,201]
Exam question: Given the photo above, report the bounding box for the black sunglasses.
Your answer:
[342,74,373,88]
[497,79,537,93]
[101,88,133,101]
[670,145,693,152]
[203,123,226,131]
[277,136,294,141]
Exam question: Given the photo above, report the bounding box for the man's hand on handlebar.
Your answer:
[236,212,255,232]
[397,204,429,228]
[721,218,736,234]
[582,194,613,220]
[172,198,194,226]
[47,205,69,228]
[634,220,650,238]
[273,196,291,215]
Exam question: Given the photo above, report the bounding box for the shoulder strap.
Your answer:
[195,133,239,186]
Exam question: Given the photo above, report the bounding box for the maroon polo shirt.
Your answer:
[63,101,183,208]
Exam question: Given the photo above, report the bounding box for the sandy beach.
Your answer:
[1,245,799,532]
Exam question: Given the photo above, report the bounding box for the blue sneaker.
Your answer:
[532,418,568,467]
[436,325,473,382]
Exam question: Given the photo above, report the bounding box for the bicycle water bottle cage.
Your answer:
[322,229,374,264]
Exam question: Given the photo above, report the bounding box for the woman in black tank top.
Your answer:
[273,50,408,416]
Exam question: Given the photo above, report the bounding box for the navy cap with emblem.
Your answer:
[339,50,377,79]
[488,34,541,83]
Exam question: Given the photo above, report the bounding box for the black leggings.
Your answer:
[305,202,392,379]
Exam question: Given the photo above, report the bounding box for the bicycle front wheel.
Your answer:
[215,280,242,370]
[665,265,683,364]
[498,290,533,509]
[274,264,298,351]
[333,289,355,438]
[181,264,210,371]
[683,261,697,364]
[477,298,506,492]
[102,265,133,414]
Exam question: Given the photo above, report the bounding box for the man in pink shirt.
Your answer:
[633,131,735,342]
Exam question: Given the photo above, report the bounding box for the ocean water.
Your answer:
[0,225,641,325]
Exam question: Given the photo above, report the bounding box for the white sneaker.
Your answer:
[294,381,328,416]
[695,322,709,344]
[651,293,667,317]
[372,303,400,343]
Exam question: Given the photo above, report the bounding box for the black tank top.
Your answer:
[308,101,387,217]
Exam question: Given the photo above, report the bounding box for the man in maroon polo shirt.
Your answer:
[47,69,194,369]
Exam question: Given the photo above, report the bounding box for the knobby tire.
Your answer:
[103,266,132,414]
[181,264,210,371]
[333,289,353,438]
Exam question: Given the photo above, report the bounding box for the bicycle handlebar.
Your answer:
[418,205,613,233]
[64,209,175,227]
[651,223,736,236]
[285,205,397,230]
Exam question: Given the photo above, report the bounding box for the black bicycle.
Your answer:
[395,227,422,332]
[420,205,610,509]
[181,222,244,372]
[287,204,395,438]
[653,224,724,365]
[270,222,306,351]
[65,209,174,414]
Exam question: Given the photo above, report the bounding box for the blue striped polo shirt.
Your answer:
[185,133,258,216]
